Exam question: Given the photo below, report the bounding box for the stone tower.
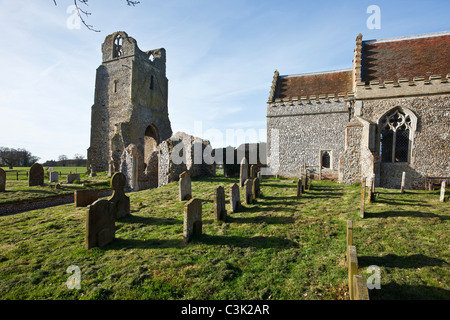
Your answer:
[87,31,172,190]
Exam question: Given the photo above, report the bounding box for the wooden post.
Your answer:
[307,173,312,191]
[347,220,353,249]
[400,171,406,194]
[353,275,370,300]
[348,245,358,300]
[319,164,322,180]
[297,178,302,198]
[16,172,19,181]
[440,181,447,202]
[360,178,366,218]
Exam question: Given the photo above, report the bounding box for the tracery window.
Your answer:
[379,109,412,163]
[113,35,123,58]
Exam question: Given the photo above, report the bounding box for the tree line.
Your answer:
[0,147,86,168]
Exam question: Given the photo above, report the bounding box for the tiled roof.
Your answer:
[275,70,353,99]
[361,33,450,84]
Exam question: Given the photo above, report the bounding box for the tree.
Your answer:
[0,147,40,168]
[53,0,140,32]
[58,154,68,167]
[73,153,86,166]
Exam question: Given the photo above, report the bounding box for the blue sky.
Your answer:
[0,0,449,162]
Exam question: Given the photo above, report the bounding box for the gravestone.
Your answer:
[179,171,192,201]
[183,198,202,243]
[89,165,97,177]
[0,168,5,192]
[257,171,262,183]
[29,163,44,186]
[75,189,99,207]
[440,181,446,202]
[244,179,253,204]
[252,178,260,198]
[250,164,257,179]
[239,157,248,187]
[85,199,115,250]
[109,172,130,219]
[214,186,227,221]
[49,171,59,183]
[229,183,241,213]
[67,173,81,184]
[297,178,302,197]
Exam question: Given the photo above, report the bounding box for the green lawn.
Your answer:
[0,176,448,300]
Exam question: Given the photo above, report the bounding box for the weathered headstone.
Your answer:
[252,178,260,198]
[179,171,192,201]
[400,171,406,194]
[49,171,59,183]
[257,171,262,183]
[85,199,116,250]
[67,173,81,184]
[296,178,302,197]
[214,186,227,221]
[249,164,257,179]
[244,179,253,204]
[440,180,446,202]
[360,177,366,218]
[89,165,97,177]
[29,163,44,186]
[229,183,241,213]
[183,198,202,243]
[109,172,130,219]
[0,168,6,192]
[239,157,248,187]
[75,189,99,207]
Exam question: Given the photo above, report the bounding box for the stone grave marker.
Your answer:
[109,172,130,219]
[440,180,447,202]
[252,178,260,198]
[249,164,257,179]
[75,189,99,207]
[0,168,5,192]
[49,171,59,183]
[214,186,227,221]
[229,183,241,213]
[85,199,116,250]
[183,198,202,243]
[67,173,81,184]
[240,157,248,187]
[179,171,192,201]
[29,163,44,186]
[244,179,253,204]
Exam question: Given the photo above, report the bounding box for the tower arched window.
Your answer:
[379,108,415,163]
[113,35,123,58]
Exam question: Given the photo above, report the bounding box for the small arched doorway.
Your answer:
[144,124,160,188]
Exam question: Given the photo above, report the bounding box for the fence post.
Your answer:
[347,220,353,249]
[16,172,19,181]
[353,275,369,300]
[440,181,447,202]
[348,245,358,300]
[400,171,406,194]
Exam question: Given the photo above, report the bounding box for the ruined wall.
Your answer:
[267,97,350,178]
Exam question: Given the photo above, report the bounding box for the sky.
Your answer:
[0,0,449,162]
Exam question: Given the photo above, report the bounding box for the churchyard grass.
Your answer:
[0,176,448,300]
[0,168,110,205]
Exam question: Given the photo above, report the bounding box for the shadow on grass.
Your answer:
[368,282,450,300]
[373,198,432,207]
[196,234,298,249]
[359,254,448,268]
[119,214,181,226]
[364,210,449,220]
[227,215,296,225]
[105,237,184,250]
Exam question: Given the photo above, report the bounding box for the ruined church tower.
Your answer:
[87,31,172,189]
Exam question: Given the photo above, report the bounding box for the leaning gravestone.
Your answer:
[0,168,6,192]
[183,198,202,243]
[75,189,99,207]
[85,199,115,250]
[214,186,227,221]
[244,179,253,204]
[252,178,260,198]
[240,157,248,187]
[67,173,81,184]
[229,183,241,213]
[49,171,59,183]
[29,163,44,186]
[179,171,192,201]
[109,172,130,219]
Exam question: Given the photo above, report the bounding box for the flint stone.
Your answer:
[230,183,241,213]
[179,171,192,201]
[214,186,227,221]
[67,173,81,184]
[109,172,130,219]
[85,199,115,250]
[183,198,202,243]
[29,163,44,186]
[75,189,99,207]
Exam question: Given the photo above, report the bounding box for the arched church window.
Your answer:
[321,151,331,169]
[379,109,412,163]
[113,35,123,58]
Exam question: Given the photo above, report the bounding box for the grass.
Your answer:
[0,168,111,205]
[0,175,448,300]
